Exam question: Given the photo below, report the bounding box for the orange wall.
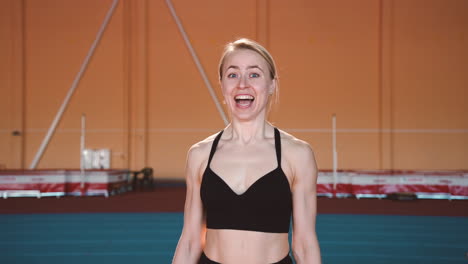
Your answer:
[1,0,467,177]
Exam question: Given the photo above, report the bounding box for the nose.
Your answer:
[238,74,248,89]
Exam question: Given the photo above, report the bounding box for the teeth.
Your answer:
[235,95,254,100]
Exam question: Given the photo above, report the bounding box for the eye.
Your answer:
[227,73,237,78]
[249,73,260,78]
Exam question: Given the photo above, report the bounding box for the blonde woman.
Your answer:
[173,38,321,264]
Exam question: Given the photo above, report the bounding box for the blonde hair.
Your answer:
[218,38,279,106]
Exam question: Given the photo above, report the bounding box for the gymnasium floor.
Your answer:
[1,186,467,264]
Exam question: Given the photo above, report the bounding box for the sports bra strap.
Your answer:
[208,128,281,167]
[207,130,224,166]
[274,128,282,167]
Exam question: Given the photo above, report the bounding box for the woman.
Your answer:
[172,38,321,264]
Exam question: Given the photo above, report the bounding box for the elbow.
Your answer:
[291,242,306,262]
[292,237,322,264]
[173,235,203,263]
[189,238,203,254]
[183,237,203,256]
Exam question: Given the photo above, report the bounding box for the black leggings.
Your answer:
[198,252,293,264]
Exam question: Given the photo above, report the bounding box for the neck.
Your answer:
[226,117,272,144]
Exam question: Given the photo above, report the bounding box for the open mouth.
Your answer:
[234,94,255,108]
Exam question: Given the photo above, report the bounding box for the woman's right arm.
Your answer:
[172,145,206,264]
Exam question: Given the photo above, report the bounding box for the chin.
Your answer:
[228,101,268,121]
[231,111,265,122]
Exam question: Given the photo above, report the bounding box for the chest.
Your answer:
[209,142,278,195]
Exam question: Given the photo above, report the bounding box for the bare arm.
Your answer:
[290,141,322,264]
[172,145,206,264]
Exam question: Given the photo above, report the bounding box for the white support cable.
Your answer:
[165,0,229,125]
[29,0,120,169]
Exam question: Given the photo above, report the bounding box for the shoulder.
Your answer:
[187,133,217,159]
[185,132,221,178]
[277,129,315,160]
[276,129,317,181]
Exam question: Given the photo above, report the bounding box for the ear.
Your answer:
[268,79,276,95]
[220,78,226,93]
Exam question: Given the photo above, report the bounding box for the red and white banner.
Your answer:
[0,170,129,198]
[1,169,467,199]
[317,170,468,199]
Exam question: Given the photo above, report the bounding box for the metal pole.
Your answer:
[80,114,86,190]
[332,114,338,195]
[29,0,120,169]
[165,0,229,125]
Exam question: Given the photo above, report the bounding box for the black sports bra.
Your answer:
[200,128,292,233]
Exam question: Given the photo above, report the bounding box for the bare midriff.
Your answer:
[204,229,290,264]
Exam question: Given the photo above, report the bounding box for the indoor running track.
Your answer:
[1,213,467,264]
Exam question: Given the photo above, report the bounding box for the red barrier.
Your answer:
[0,169,129,198]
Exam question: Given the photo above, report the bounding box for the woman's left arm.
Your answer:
[289,141,322,264]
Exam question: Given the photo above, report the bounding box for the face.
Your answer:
[220,49,275,121]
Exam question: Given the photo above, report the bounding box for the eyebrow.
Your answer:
[226,65,265,72]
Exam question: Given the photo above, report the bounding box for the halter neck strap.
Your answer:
[274,128,282,167]
[207,128,282,167]
[207,130,224,166]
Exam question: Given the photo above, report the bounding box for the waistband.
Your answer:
[198,252,293,264]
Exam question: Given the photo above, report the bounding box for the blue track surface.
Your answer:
[1,213,467,264]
